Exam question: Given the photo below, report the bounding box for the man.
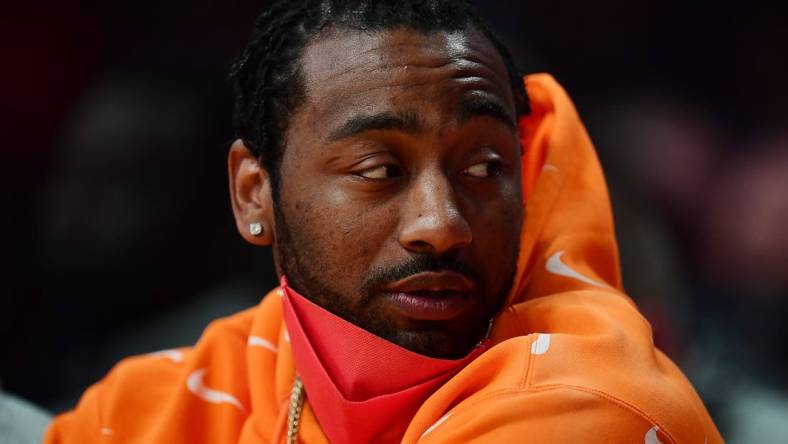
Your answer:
[46,1,723,442]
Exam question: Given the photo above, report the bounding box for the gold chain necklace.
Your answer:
[287,375,306,444]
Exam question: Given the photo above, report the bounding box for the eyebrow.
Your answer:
[458,98,517,133]
[327,111,422,142]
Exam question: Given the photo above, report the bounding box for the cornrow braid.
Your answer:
[229,0,309,178]
[229,0,530,193]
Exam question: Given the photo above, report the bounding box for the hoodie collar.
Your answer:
[279,276,489,444]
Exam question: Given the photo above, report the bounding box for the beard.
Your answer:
[272,201,517,359]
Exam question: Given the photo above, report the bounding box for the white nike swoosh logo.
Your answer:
[545,250,608,288]
[248,335,278,353]
[645,426,663,444]
[186,368,244,411]
[530,333,551,355]
[542,164,559,172]
[421,412,452,439]
[147,349,184,363]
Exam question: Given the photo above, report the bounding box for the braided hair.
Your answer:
[229,0,530,190]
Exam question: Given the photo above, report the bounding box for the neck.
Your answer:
[279,276,489,443]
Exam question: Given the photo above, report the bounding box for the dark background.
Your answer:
[2,1,787,442]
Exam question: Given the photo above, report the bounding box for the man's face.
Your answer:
[273,27,523,358]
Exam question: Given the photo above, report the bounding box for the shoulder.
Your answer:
[417,384,665,443]
[45,305,262,443]
[419,350,722,443]
[100,305,258,402]
[415,297,722,443]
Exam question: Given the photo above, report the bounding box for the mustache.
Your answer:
[361,253,481,296]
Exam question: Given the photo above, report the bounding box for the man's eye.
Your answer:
[356,165,403,180]
[462,161,502,178]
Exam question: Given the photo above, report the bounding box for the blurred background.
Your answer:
[1,1,786,442]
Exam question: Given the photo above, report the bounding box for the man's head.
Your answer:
[228,0,528,358]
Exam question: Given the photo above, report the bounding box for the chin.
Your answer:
[387,324,484,359]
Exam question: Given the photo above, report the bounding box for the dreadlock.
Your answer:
[229,0,530,190]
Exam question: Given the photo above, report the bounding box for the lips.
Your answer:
[384,271,477,293]
[382,271,478,321]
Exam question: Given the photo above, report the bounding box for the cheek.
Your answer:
[471,191,523,282]
[282,180,395,287]
[476,202,521,245]
[498,176,524,238]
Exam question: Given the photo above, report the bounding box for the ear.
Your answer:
[228,139,275,246]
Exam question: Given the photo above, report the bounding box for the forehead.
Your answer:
[297,26,515,130]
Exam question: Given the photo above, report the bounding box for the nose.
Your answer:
[398,170,472,255]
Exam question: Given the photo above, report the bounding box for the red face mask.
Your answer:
[280,276,490,443]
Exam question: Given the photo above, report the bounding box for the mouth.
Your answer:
[382,271,478,321]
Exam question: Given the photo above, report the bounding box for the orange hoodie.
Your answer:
[45,74,723,443]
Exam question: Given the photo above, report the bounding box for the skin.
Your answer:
[229,26,523,359]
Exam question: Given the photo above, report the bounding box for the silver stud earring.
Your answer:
[249,222,263,236]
